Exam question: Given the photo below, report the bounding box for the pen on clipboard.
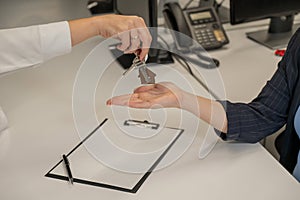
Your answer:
[62,154,73,184]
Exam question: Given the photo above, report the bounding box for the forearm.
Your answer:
[68,17,99,46]
[180,92,228,133]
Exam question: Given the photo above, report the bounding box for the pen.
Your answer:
[62,154,73,184]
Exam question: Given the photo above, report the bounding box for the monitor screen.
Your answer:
[114,0,157,27]
[230,0,300,49]
[231,0,300,25]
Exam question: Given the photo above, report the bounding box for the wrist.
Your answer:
[179,91,199,112]
[90,16,101,37]
[68,17,99,46]
[91,15,114,38]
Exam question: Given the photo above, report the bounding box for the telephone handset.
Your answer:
[163,2,229,51]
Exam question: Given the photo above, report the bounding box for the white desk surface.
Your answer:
[0,22,300,200]
[211,22,282,102]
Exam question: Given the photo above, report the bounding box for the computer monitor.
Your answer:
[230,0,300,49]
[199,0,230,24]
[114,0,157,27]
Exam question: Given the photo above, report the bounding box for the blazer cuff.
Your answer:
[214,100,240,141]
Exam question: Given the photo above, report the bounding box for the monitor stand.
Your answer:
[110,47,173,70]
[147,48,174,64]
[246,15,300,49]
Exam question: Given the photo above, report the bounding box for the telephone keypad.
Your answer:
[179,6,229,50]
[194,26,220,49]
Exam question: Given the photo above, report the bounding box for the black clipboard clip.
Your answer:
[124,119,159,130]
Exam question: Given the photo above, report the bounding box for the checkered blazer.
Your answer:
[218,28,300,173]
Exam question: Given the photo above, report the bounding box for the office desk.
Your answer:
[0,28,299,200]
[210,23,282,102]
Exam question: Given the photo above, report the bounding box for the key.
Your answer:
[122,55,140,76]
[122,53,156,84]
[138,65,156,84]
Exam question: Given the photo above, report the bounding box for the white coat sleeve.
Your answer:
[0,21,72,74]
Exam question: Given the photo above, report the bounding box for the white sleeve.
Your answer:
[0,21,72,74]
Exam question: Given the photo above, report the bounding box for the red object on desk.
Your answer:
[275,49,286,57]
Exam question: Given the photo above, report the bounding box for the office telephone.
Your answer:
[163,2,229,51]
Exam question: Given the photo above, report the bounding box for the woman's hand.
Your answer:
[106,82,185,109]
[107,82,228,133]
[96,15,152,60]
[69,14,152,61]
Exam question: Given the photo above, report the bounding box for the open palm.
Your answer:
[107,82,183,109]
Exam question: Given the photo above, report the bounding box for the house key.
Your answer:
[123,54,156,84]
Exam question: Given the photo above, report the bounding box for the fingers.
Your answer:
[106,93,145,106]
[128,101,151,108]
[106,81,183,110]
[133,84,156,93]
[106,92,154,109]
[117,31,131,52]
[106,94,132,106]
[125,29,141,54]
[133,83,171,94]
[118,30,140,54]
[113,15,151,61]
[137,27,152,61]
[133,17,152,61]
[117,28,151,60]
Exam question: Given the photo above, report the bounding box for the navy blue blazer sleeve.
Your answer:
[218,28,300,143]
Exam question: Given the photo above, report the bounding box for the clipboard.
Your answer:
[45,118,184,193]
